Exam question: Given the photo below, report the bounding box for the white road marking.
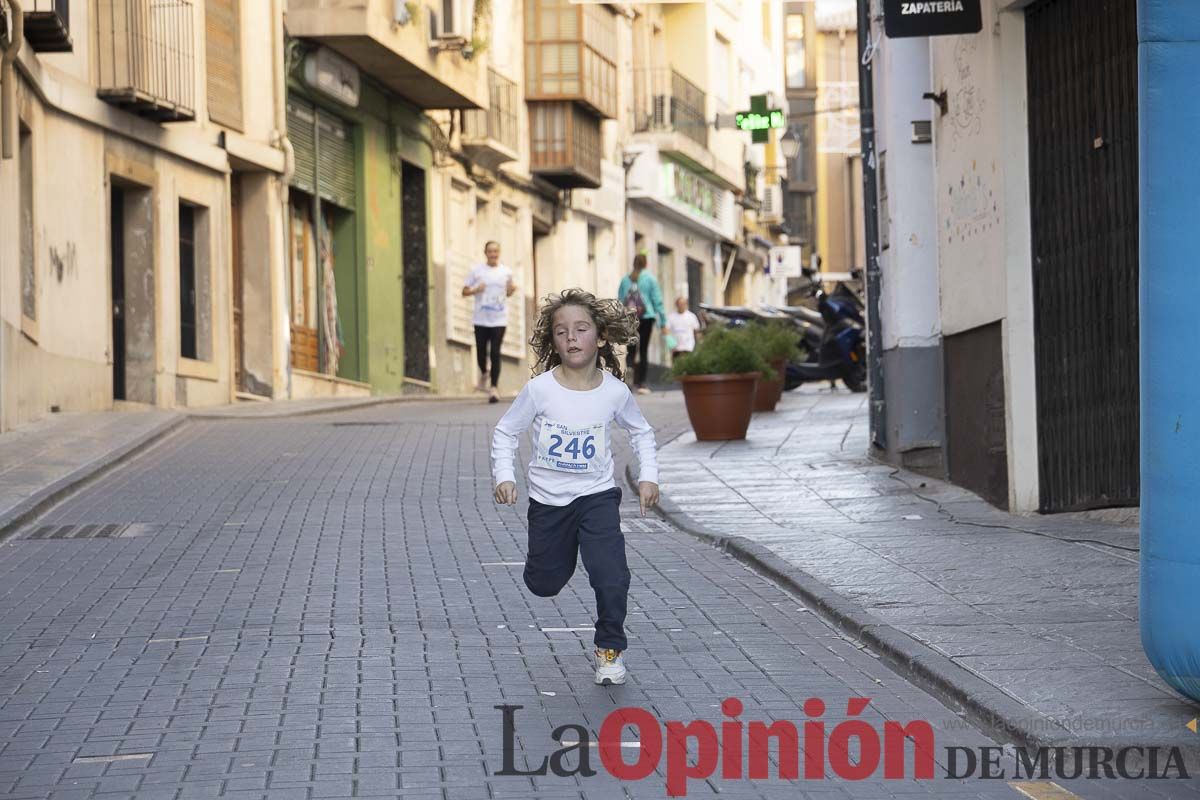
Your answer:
[1010,782,1083,800]
[481,561,525,566]
[540,627,596,633]
[73,754,153,764]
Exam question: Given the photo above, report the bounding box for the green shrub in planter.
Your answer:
[746,321,800,364]
[671,327,774,381]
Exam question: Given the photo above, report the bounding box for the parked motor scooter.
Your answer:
[699,291,866,393]
[697,305,812,354]
[758,303,824,362]
[770,274,867,393]
[697,304,791,328]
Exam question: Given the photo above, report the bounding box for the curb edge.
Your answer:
[624,462,1113,752]
[185,394,479,420]
[0,415,189,542]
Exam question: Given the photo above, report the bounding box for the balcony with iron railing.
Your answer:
[24,0,72,51]
[96,0,196,122]
[633,67,707,149]
[462,69,519,169]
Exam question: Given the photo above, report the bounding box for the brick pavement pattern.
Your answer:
[0,397,1195,798]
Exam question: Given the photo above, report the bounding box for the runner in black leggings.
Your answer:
[629,317,656,387]
[462,241,516,403]
[474,324,505,396]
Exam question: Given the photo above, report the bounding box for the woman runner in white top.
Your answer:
[491,289,659,686]
[463,241,516,403]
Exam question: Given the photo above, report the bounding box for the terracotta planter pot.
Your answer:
[678,373,760,441]
[753,359,787,412]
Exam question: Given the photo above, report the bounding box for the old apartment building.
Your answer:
[0,0,791,431]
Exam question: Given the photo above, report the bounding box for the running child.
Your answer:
[491,289,660,686]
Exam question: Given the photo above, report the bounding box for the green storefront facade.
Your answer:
[286,44,435,395]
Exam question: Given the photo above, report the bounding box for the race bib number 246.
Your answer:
[536,420,606,473]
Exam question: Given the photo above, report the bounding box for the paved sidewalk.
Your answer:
[0,410,184,537]
[657,386,1200,750]
[0,396,440,539]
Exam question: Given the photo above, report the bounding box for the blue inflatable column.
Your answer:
[1139,0,1200,702]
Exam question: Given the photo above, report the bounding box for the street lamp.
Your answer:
[780,126,802,161]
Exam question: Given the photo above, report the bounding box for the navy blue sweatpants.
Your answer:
[524,487,630,651]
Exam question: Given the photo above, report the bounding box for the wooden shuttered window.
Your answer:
[524,0,616,118]
[205,0,244,130]
[528,101,601,188]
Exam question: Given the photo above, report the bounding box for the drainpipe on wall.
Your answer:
[1,0,24,160]
[0,0,23,433]
[273,0,295,399]
[856,0,886,450]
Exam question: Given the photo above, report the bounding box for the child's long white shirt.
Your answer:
[491,370,659,506]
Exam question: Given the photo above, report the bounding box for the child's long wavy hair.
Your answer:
[529,289,639,380]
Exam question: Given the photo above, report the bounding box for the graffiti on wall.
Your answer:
[946,37,985,150]
[49,242,78,283]
[944,159,1000,245]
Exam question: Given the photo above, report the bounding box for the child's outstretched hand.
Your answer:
[495,481,518,506]
[638,481,660,517]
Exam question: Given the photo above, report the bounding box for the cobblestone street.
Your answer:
[0,398,1197,798]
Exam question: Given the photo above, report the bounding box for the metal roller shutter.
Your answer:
[287,98,317,197]
[286,96,356,210]
[316,111,356,210]
[1026,0,1138,511]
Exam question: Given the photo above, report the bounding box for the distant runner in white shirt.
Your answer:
[665,297,702,361]
[462,241,515,403]
[491,289,659,687]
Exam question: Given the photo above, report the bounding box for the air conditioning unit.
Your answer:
[760,183,783,223]
[428,0,471,48]
[911,120,933,144]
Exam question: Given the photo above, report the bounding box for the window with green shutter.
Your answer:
[205,0,244,131]
[316,113,356,210]
[288,99,318,196]
[286,96,356,210]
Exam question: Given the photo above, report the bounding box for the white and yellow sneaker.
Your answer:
[594,648,627,686]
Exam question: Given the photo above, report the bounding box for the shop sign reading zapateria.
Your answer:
[883,0,982,38]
